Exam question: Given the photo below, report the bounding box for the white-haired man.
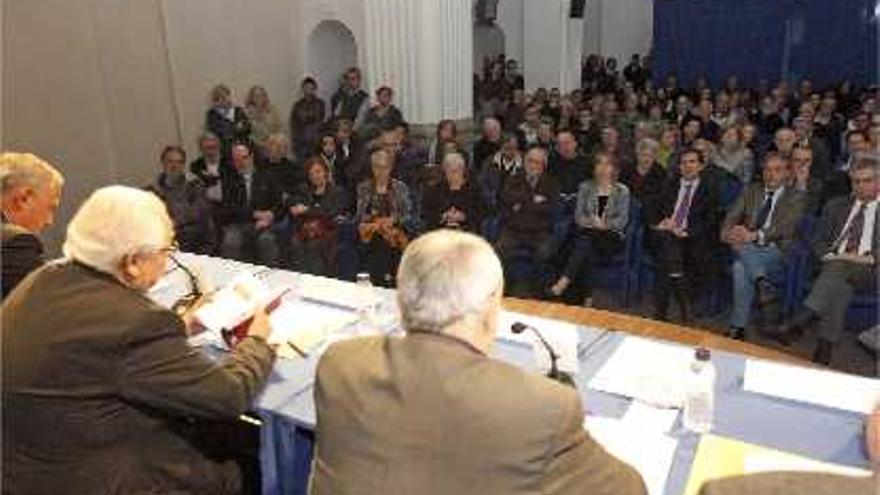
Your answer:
[0,152,64,299]
[2,185,275,494]
[310,230,646,495]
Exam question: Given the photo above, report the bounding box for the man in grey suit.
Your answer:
[721,152,806,340]
[310,230,646,495]
[768,157,879,364]
[698,407,878,495]
[0,152,64,299]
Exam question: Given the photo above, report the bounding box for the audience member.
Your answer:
[146,146,215,254]
[244,85,284,150]
[791,145,826,215]
[289,77,326,159]
[648,148,719,323]
[1,186,274,495]
[712,125,754,184]
[356,149,414,287]
[260,133,304,197]
[0,152,64,299]
[331,67,370,128]
[549,130,592,208]
[721,153,806,340]
[768,158,878,365]
[219,142,283,266]
[361,86,404,140]
[550,152,630,306]
[428,119,462,165]
[421,153,485,233]
[206,84,251,158]
[621,138,668,215]
[473,117,504,169]
[479,133,523,210]
[497,147,561,295]
[288,157,346,276]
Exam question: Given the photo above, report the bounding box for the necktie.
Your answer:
[673,183,694,229]
[754,191,774,230]
[844,203,866,254]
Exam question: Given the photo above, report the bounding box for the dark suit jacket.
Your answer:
[722,184,807,252]
[499,172,561,240]
[310,333,647,495]
[647,177,718,245]
[698,472,874,495]
[421,181,486,233]
[812,196,880,261]
[2,261,275,495]
[220,166,284,226]
[0,221,44,300]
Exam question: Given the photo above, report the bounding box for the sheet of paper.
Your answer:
[298,274,380,310]
[268,301,359,360]
[588,336,694,408]
[743,359,880,415]
[496,311,581,374]
[583,415,678,495]
[621,400,679,433]
[683,434,871,495]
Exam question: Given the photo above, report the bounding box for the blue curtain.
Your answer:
[652,0,879,87]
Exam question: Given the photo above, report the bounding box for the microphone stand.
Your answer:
[511,322,576,387]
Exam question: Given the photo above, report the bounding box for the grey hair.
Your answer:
[441,152,466,173]
[636,138,660,156]
[0,152,64,195]
[396,230,503,333]
[198,132,220,145]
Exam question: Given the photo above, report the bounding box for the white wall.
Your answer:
[581,0,602,57]
[3,0,179,252]
[307,20,358,104]
[496,0,524,63]
[597,0,653,63]
[473,24,505,70]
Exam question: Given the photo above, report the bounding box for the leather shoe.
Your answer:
[727,326,745,341]
[762,308,817,346]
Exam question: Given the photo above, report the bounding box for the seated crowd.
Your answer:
[139,57,878,365]
[1,55,878,495]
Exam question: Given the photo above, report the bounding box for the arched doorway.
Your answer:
[307,20,358,105]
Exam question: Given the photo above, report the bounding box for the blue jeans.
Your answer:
[728,243,784,329]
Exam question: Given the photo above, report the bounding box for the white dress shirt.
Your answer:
[835,198,878,256]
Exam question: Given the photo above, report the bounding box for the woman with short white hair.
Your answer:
[2,185,275,495]
[421,152,486,233]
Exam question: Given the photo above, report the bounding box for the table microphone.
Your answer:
[511,322,575,387]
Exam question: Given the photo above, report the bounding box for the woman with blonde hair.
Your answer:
[205,83,251,157]
[245,85,284,149]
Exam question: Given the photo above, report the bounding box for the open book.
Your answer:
[192,272,291,348]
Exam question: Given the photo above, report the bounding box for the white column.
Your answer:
[363,0,473,125]
[523,0,582,92]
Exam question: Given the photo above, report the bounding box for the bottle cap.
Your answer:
[695,347,711,361]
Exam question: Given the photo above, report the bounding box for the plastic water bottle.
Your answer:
[355,273,377,333]
[683,347,716,433]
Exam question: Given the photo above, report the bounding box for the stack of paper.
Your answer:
[583,415,678,495]
[496,311,582,374]
[589,336,695,408]
[268,301,359,359]
[298,275,380,310]
[743,359,880,414]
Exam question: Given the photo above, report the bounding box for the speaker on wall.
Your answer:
[570,0,586,18]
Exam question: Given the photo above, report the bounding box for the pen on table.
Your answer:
[287,340,309,358]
